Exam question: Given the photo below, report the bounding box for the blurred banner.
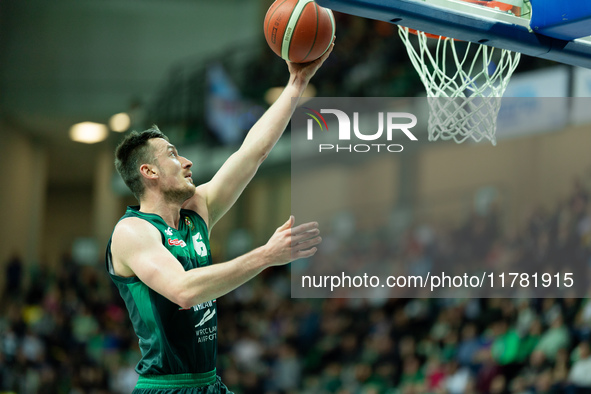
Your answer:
[205,63,265,146]
[497,67,570,140]
[206,63,245,145]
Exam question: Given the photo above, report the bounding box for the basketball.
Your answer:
[264,0,335,63]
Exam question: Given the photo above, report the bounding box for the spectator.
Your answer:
[445,360,472,394]
[269,343,302,392]
[567,341,591,391]
[457,323,482,368]
[535,315,571,361]
[574,296,591,341]
[517,318,543,364]
[490,319,521,366]
[520,350,552,389]
[5,252,23,296]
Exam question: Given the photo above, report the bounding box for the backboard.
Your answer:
[315,0,591,69]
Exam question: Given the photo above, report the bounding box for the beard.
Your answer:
[162,181,195,204]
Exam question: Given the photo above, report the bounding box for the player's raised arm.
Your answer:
[111,216,320,308]
[183,43,334,230]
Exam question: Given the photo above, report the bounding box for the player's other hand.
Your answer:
[263,216,321,267]
[287,36,335,83]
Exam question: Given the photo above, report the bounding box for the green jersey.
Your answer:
[106,206,218,376]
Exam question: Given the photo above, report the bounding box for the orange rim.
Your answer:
[462,0,513,12]
[407,28,454,41]
[407,0,521,40]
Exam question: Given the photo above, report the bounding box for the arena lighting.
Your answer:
[264,83,316,105]
[109,112,131,132]
[69,122,109,144]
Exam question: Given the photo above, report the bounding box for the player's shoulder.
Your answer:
[110,217,163,277]
[113,216,160,243]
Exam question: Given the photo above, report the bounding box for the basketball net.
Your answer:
[398,11,521,145]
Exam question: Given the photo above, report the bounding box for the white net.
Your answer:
[399,26,521,145]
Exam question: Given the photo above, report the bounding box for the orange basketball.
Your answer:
[264,0,335,63]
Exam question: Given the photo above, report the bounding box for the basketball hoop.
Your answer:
[399,0,525,145]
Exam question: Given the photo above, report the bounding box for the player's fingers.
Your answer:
[290,228,320,245]
[293,247,318,260]
[316,37,335,63]
[327,37,336,53]
[293,236,322,251]
[291,221,318,235]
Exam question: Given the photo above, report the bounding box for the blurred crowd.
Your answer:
[1,172,591,394]
[0,253,139,393]
[213,175,591,393]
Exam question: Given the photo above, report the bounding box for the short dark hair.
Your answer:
[114,126,169,201]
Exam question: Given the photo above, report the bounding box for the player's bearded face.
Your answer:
[161,175,195,203]
[157,160,195,203]
[151,140,195,204]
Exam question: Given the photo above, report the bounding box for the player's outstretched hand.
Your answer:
[286,37,335,83]
[264,216,321,267]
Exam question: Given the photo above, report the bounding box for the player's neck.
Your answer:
[139,195,183,229]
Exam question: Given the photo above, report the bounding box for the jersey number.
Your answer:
[192,232,208,257]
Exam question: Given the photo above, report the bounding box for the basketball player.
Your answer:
[106,45,333,393]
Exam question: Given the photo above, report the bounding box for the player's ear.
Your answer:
[140,163,158,180]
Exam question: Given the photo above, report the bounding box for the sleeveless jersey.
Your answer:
[106,206,217,376]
